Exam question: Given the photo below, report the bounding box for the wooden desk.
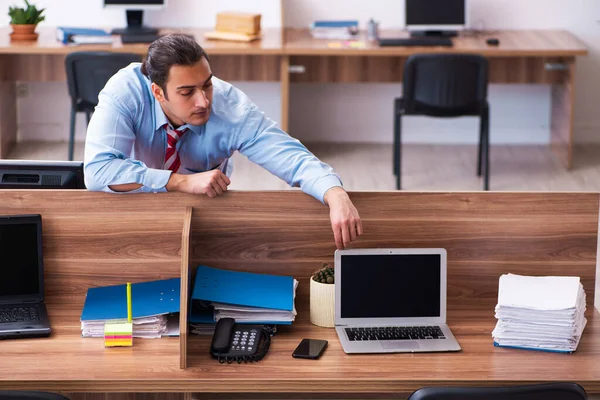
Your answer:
[0,191,599,399]
[284,28,588,169]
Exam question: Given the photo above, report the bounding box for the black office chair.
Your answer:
[407,383,588,400]
[65,52,141,161]
[394,54,490,190]
[0,391,70,399]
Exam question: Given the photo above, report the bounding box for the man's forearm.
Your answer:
[108,173,187,192]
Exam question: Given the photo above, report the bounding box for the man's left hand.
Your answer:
[324,187,363,250]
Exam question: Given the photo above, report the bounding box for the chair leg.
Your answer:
[394,112,402,190]
[483,108,490,191]
[85,110,92,126]
[69,107,76,161]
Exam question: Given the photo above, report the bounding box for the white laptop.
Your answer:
[334,248,461,354]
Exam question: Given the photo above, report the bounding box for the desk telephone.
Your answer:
[210,317,276,363]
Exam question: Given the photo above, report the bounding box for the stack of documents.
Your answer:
[189,266,298,333]
[80,278,180,339]
[492,274,587,353]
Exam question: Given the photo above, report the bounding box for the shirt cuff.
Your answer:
[310,174,344,204]
[141,168,172,193]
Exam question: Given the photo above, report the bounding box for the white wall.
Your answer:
[2,0,599,144]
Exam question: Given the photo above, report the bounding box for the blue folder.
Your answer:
[81,278,180,321]
[189,265,294,324]
[56,27,110,44]
[493,342,575,354]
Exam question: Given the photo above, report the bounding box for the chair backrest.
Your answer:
[0,391,70,400]
[65,51,141,107]
[402,54,488,116]
[407,383,588,400]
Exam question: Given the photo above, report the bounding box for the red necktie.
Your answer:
[163,124,188,173]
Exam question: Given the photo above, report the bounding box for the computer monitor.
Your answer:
[405,0,466,37]
[104,0,166,36]
[0,160,85,189]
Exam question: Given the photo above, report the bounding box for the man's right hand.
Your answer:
[166,170,231,197]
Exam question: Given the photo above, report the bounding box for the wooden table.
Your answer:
[0,190,598,400]
[284,29,588,169]
[0,27,589,166]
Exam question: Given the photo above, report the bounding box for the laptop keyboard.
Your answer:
[0,307,39,323]
[345,326,445,341]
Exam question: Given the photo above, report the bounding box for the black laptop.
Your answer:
[0,214,51,338]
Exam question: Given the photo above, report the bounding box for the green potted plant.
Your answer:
[310,262,335,328]
[8,0,45,41]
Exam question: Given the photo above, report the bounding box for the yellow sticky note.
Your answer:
[104,321,133,347]
[349,41,365,49]
[327,42,342,48]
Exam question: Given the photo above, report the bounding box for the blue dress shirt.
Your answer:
[84,63,342,202]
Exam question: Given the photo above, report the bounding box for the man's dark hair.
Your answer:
[141,33,209,98]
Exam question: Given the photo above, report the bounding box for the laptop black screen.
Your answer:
[0,217,41,299]
[340,254,441,318]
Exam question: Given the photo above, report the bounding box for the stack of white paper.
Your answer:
[212,279,299,324]
[492,274,587,352]
[81,314,179,339]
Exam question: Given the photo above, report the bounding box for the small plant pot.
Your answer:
[10,24,39,41]
[310,277,335,328]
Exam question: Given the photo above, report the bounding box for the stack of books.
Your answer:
[310,20,359,40]
[492,274,587,353]
[189,265,298,335]
[80,278,180,339]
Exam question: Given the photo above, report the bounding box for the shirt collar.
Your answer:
[153,97,204,135]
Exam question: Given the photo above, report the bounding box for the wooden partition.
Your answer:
[1,190,600,398]
[0,191,188,397]
[183,191,600,397]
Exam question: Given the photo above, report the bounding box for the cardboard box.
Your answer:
[216,12,261,36]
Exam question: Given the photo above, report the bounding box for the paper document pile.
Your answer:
[82,314,179,339]
[492,274,587,353]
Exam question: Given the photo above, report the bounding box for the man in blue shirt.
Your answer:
[85,34,362,249]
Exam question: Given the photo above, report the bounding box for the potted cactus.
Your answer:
[8,0,45,41]
[310,262,335,328]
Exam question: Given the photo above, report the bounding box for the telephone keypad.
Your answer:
[227,326,263,356]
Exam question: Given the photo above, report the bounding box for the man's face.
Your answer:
[152,58,213,127]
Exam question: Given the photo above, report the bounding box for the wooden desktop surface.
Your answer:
[0,27,283,55]
[1,304,599,394]
[0,27,585,57]
[284,28,588,57]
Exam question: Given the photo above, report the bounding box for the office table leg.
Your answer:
[550,58,576,169]
[0,56,17,159]
[280,55,290,132]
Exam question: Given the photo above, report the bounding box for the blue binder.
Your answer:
[56,27,110,44]
[81,278,180,321]
[189,266,295,324]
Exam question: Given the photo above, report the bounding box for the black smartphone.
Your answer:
[292,338,328,359]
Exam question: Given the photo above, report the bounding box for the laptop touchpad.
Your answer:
[381,340,420,350]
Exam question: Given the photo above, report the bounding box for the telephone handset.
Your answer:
[210,317,275,363]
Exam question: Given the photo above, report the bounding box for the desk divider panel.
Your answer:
[1,190,599,395]
[0,190,187,379]
[189,191,599,309]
